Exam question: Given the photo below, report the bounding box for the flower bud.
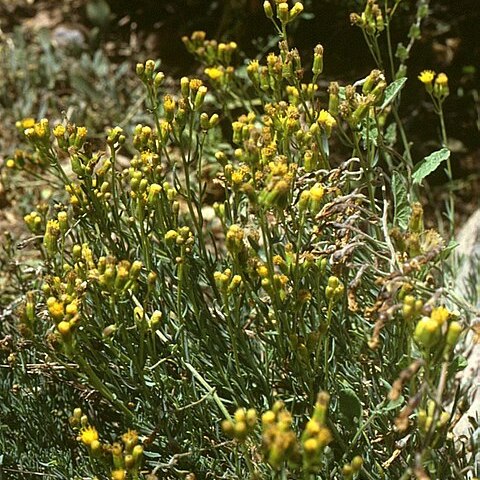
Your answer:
[263,1,274,19]
[414,317,441,348]
[313,44,324,76]
[194,85,208,110]
[154,71,165,88]
[289,2,304,21]
[277,2,289,24]
[446,321,462,347]
[136,63,145,78]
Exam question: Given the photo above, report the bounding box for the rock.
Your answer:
[454,209,480,455]
[52,25,85,49]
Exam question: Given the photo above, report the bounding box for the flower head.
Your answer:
[79,425,99,446]
[205,67,224,82]
[317,109,336,136]
[418,70,435,85]
[435,73,448,86]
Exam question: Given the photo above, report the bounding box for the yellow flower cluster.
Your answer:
[261,401,299,469]
[350,0,384,35]
[263,1,304,25]
[325,276,344,303]
[402,294,423,321]
[317,109,336,137]
[259,393,333,470]
[182,31,237,67]
[298,182,326,215]
[204,66,234,87]
[418,70,449,98]
[70,409,144,480]
[417,399,451,434]
[222,407,257,442]
[258,157,297,209]
[414,305,462,350]
[20,118,50,144]
[24,210,43,234]
[5,148,39,170]
[43,269,85,352]
[214,268,243,296]
[342,456,364,479]
[52,123,89,150]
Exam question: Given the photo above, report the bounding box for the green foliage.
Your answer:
[412,148,451,185]
[0,1,477,479]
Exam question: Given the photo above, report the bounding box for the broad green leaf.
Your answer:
[392,171,411,229]
[380,77,407,110]
[412,148,450,185]
[448,355,468,375]
[338,387,362,425]
[360,123,378,147]
[384,123,397,146]
[383,394,405,412]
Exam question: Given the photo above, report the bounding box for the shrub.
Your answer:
[1,1,477,479]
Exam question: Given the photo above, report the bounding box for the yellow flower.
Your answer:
[433,72,449,98]
[418,70,435,84]
[304,437,319,453]
[122,429,139,449]
[414,317,441,348]
[431,306,449,326]
[79,426,99,446]
[310,183,324,202]
[57,321,71,337]
[257,265,269,278]
[111,469,126,480]
[47,297,64,321]
[317,109,336,137]
[318,109,336,128]
[205,67,224,81]
[317,425,332,447]
[76,126,88,138]
[435,73,448,86]
[21,118,36,129]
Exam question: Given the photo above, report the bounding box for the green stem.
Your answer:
[76,355,133,418]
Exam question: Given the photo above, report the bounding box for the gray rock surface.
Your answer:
[454,209,480,459]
